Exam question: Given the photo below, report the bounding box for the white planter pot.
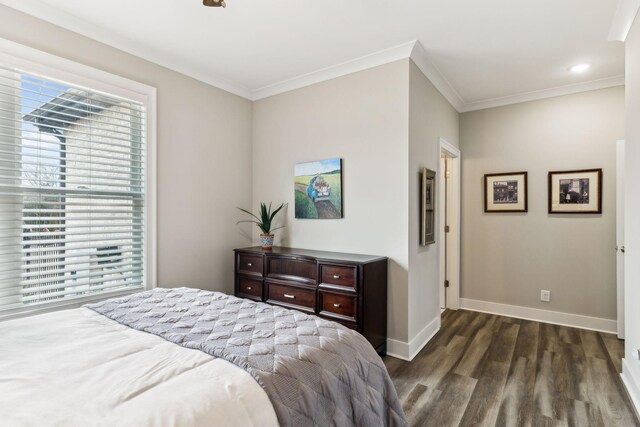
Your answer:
[260,233,274,249]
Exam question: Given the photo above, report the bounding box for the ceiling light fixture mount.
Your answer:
[570,63,590,73]
[203,0,226,8]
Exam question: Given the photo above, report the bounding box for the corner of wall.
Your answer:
[622,359,640,416]
[405,58,459,352]
[387,314,440,361]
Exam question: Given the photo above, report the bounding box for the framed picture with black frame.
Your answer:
[484,171,528,213]
[548,168,602,214]
[421,168,436,245]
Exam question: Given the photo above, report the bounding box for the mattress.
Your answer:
[0,307,279,427]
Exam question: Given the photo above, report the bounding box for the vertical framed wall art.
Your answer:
[421,168,436,245]
[294,158,343,219]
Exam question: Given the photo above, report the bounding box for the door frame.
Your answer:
[616,139,625,339]
[438,137,461,310]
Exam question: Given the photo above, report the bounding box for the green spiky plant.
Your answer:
[237,202,286,235]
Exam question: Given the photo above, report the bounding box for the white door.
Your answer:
[438,138,461,311]
[617,139,625,339]
[439,156,447,309]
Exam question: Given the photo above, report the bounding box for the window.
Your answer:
[0,41,156,318]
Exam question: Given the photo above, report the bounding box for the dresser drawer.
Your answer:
[320,264,357,290]
[318,291,357,322]
[237,253,263,276]
[266,282,316,313]
[234,247,388,356]
[267,256,317,283]
[237,276,262,300]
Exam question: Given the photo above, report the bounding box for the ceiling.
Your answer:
[0,0,625,111]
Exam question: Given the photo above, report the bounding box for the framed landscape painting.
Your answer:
[294,158,343,219]
[484,171,528,213]
[548,168,602,214]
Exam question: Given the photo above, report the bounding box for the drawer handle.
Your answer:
[247,262,253,267]
[333,275,341,279]
[246,286,252,291]
[333,303,342,308]
[284,294,296,299]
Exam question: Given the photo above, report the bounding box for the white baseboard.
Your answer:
[387,315,441,361]
[386,339,411,361]
[460,298,617,334]
[622,359,640,417]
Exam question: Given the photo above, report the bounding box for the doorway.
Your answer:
[438,138,461,311]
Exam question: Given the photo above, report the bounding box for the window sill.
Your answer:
[0,285,151,323]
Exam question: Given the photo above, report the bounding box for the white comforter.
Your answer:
[0,307,279,427]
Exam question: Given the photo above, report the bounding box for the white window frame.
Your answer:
[0,38,157,320]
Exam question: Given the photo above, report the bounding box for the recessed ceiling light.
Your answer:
[570,64,590,73]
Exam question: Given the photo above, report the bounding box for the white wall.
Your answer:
[622,11,640,413]
[7,5,629,369]
[407,62,459,352]
[252,60,410,343]
[0,5,254,294]
[252,59,459,357]
[2,7,455,356]
[459,87,624,324]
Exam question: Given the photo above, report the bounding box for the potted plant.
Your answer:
[237,202,286,249]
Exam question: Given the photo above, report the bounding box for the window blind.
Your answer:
[0,65,146,314]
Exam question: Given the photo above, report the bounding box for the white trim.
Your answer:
[1,0,421,102]
[251,41,416,100]
[146,85,158,291]
[409,315,441,359]
[0,38,158,318]
[0,38,152,103]
[616,139,625,339]
[460,75,626,112]
[0,1,627,110]
[0,0,253,99]
[438,138,461,311]
[409,42,465,111]
[386,339,412,362]
[460,298,617,334]
[254,40,467,107]
[387,315,441,361]
[438,155,447,310]
[622,359,640,417]
[609,0,640,42]
[0,288,141,322]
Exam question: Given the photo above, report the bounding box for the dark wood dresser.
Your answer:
[233,246,388,355]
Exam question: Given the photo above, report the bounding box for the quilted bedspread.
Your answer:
[86,287,407,427]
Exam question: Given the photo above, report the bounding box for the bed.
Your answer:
[0,287,407,427]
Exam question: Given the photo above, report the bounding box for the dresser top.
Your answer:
[234,246,387,264]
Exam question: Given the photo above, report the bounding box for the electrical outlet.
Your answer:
[540,290,551,302]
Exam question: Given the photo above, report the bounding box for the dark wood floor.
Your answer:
[384,309,639,427]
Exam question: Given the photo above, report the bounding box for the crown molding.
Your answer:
[0,0,253,99]
[609,0,640,41]
[1,0,432,103]
[460,75,625,112]
[1,0,627,112]
[250,41,416,100]
[409,42,465,111]
[252,40,467,111]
